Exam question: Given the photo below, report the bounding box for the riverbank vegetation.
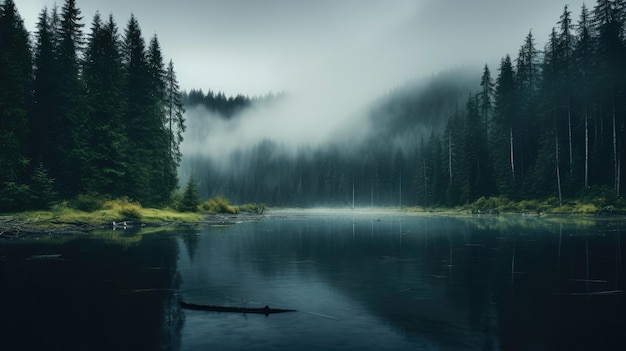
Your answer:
[407,191,625,216]
[0,194,266,238]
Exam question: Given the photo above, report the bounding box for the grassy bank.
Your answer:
[404,195,626,216]
[0,196,266,237]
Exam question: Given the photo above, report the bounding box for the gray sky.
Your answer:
[20,0,586,97]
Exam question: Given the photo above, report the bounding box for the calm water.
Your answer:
[1,210,625,350]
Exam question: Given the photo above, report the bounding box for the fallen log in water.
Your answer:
[180,301,296,315]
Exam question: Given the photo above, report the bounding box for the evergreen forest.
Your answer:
[3,0,626,212]
[184,2,626,209]
[0,0,186,211]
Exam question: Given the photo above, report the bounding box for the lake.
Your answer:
[1,210,625,350]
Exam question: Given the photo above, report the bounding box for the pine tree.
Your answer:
[146,34,171,204]
[515,31,541,192]
[529,28,562,199]
[558,5,577,177]
[492,55,517,196]
[83,13,128,196]
[479,64,494,143]
[0,0,32,186]
[33,0,88,197]
[592,0,626,194]
[165,59,186,195]
[30,7,59,171]
[29,162,57,209]
[442,105,467,205]
[178,173,200,212]
[574,4,595,190]
[465,94,493,200]
[122,14,154,204]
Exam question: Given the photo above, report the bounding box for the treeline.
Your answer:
[0,0,185,211]
[195,1,626,208]
[182,89,282,118]
[189,71,476,207]
[425,1,626,206]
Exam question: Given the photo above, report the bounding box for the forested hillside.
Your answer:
[0,0,185,211]
[183,1,626,208]
[4,0,626,211]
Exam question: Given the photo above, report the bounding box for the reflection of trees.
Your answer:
[230,215,625,349]
[0,231,183,351]
[180,229,201,263]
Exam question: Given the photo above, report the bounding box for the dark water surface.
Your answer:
[1,210,625,350]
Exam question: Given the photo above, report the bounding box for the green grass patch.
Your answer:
[238,203,266,214]
[200,196,239,214]
[6,197,204,227]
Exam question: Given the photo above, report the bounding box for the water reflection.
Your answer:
[0,231,184,351]
[178,212,626,350]
[1,213,625,350]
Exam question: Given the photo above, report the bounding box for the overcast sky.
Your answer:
[20,0,586,97]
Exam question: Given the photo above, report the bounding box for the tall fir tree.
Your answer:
[592,0,626,194]
[558,5,577,178]
[30,7,59,174]
[83,13,128,196]
[165,59,186,195]
[122,14,153,204]
[515,31,541,192]
[491,55,518,196]
[464,94,493,200]
[146,34,171,205]
[58,0,87,196]
[442,105,467,205]
[0,0,32,187]
[575,4,595,189]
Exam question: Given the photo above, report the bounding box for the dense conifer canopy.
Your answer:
[0,0,185,211]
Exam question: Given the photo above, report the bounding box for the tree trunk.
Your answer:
[568,99,573,175]
[448,129,453,181]
[613,102,618,194]
[423,158,428,206]
[556,134,562,206]
[510,127,515,187]
[585,111,589,189]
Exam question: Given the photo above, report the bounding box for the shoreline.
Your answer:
[3,206,626,239]
[0,212,265,238]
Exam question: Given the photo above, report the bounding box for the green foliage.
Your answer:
[29,162,57,209]
[1,2,186,210]
[581,185,620,207]
[469,196,514,214]
[102,197,142,220]
[72,192,107,212]
[178,174,200,212]
[238,203,266,214]
[200,196,238,214]
[0,182,31,212]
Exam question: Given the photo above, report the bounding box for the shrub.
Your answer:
[0,182,31,212]
[238,203,266,214]
[72,192,107,212]
[29,162,57,210]
[120,204,142,220]
[201,196,238,214]
[103,197,142,220]
[178,173,200,212]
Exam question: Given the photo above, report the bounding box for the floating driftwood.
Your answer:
[548,290,624,296]
[180,301,296,315]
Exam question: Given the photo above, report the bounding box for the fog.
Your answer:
[18,0,588,200]
[171,0,586,177]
